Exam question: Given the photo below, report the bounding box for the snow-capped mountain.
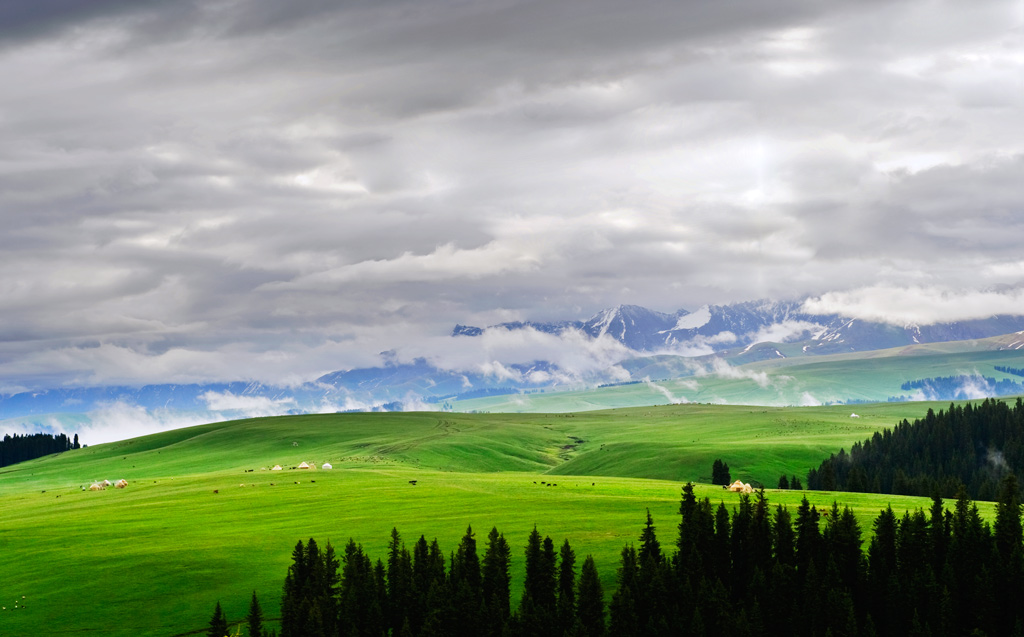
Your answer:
[455,300,1024,356]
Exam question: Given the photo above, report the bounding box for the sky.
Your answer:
[2,0,1024,394]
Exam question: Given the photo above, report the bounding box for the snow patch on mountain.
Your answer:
[668,305,711,331]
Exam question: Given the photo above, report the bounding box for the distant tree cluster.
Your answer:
[207,591,273,637]
[710,459,731,486]
[995,365,1024,378]
[808,398,1024,500]
[0,432,79,468]
[212,478,1024,636]
[889,375,1024,401]
[776,474,802,490]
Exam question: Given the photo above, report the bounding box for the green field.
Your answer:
[0,401,1005,636]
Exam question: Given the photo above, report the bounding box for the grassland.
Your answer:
[0,401,1006,636]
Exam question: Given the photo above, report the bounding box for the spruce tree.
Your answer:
[994,474,1024,635]
[208,601,229,637]
[387,528,414,636]
[245,591,264,637]
[608,544,640,637]
[557,539,577,636]
[481,527,511,637]
[576,555,605,637]
[519,526,557,637]
[449,525,483,637]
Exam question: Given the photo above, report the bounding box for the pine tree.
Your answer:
[387,527,414,636]
[778,474,790,489]
[481,527,511,637]
[519,527,557,637]
[557,539,577,636]
[280,540,306,637]
[245,591,264,637]
[608,544,640,637]
[576,555,605,637]
[994,474,1024,634]
[449,525,483,637]
[208,601,229,637]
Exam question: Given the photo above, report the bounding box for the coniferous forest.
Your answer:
[213,475,1024,637]
[0,431,79,467]
[808,397,1024,500]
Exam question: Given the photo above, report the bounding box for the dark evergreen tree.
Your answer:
[208,601,229,637]
[576,555,605,637]
[608,544,640,637]
[711,459,732,486]
[245,591,264,637]
[778,474,790,490]
[994,474,1024,635]
[556,539,577,636]
[481,526,511,637]
[387,528,414,637]
[449,525,483,637]
[519,527,557,637]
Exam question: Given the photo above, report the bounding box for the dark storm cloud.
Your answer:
[0,0,1023,393]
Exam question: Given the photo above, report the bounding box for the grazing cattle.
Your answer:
[409,480,417,485]
[115,479,128,489]
[213,490,219,494]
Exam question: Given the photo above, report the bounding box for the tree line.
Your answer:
[995,365,1024,378]
[808,397,1024,500]
[0,432,79,468]
[888,375,1024,401]
[209,474,1024,636]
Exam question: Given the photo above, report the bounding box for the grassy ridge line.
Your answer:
[0,402,943,493]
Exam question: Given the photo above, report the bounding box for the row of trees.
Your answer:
[620,479,1024,636]
[995,365,1024,378]
[809,398,1024,499]
[277,526,605,637]
[895,375,1024,400]
[210,472,1024,636]
[0,432,79,467]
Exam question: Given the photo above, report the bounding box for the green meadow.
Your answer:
[0,401,1006,636]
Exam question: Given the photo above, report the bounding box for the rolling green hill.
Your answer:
[0,401,1005,635]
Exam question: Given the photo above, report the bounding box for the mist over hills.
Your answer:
[3,297,1024,443]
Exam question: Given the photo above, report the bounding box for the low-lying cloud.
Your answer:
[802,286,1024,326]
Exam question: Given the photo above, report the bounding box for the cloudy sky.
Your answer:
[2,0,1024,392]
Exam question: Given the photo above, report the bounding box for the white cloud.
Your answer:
[200,391,296,415]
[802,286,1024,325]
[1,0,1024,415]
[643,378,690,405]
